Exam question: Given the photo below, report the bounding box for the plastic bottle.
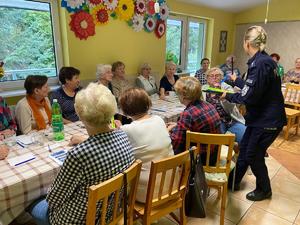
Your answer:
[51,99,64,141]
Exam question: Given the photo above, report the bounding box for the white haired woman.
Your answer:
[202,67,246,145]
[222,25,286,201]
[136,63,158,96]
[159,61,179,99]
[96,64,114,93]
[29,83,135,225]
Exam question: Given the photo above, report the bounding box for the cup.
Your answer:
[3,134,16,147]
[31,133,46,146]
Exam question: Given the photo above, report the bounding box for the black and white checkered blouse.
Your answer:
[46,129,135,225]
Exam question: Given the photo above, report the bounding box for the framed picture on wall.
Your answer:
[219,31,228,52]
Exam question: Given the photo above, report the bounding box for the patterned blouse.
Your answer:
[284,70,300,83]
[195,68,207,85]
[50,87,81,122]
[47,129,135,224]
[0,97,17,131]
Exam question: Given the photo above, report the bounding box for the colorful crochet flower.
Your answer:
[116,0,134,21]
[135,0,146,14]
[147,0,156,15]
[158,2,169,20]
[155,19,165,38]
[144,16,156,32]
[132,14,144,32]
[91,4,109,25]
[61,0,85,13]
[103,0,118,10]
[70,11,96,40]
[86,0,103,8]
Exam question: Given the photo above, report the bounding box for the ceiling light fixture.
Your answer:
[264,0,270,24]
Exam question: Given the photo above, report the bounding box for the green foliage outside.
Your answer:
[0,7,56,80]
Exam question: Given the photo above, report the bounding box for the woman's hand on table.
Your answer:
[0,145,9,160]
[166,122,177,132]
[69,135,87,146]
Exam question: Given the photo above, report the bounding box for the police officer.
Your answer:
[222,26,287,201]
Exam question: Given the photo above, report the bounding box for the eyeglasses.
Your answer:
[208,74,221,78]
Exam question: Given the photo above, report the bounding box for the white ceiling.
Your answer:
[177,0,267,13]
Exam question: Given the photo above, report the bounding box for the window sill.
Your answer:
[1,85,60,98]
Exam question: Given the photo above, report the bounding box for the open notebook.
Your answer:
[49,150,68,166]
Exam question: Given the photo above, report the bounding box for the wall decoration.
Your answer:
[219,30,227,52]
[61,0,169,40]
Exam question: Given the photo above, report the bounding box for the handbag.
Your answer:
[185,149,208,218]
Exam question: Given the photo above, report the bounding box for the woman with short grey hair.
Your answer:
[136,63,157,96]
[29,83,135,225]
[96,64,114,93]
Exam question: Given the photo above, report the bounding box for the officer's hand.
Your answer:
[229,72,237,82]
[220,91,227,100]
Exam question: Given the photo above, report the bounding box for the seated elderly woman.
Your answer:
[50,67,81,124]
[29,83,135,225]
[15,75,51,134]
[202,67,246,144]
[159,61,179,99]
[111,61,133,100]
[96,64,114,93]
[284,57,300,84]
[0,97,17,140]
[136,63,157,96]
[119,88,173,202]
[167,77,221,156]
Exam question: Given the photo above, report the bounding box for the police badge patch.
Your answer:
[242,85,249,96]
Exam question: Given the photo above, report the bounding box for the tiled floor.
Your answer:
[10,132,300,225]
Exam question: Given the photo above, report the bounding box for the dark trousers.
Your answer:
[233,127,281,193]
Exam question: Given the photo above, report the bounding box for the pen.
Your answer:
[48,144,52,153]
[16,141,25,148]
[14,157,35,166]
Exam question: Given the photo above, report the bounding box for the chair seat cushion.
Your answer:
[205,172,227,183]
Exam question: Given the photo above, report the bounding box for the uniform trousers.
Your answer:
[233,126,281,193]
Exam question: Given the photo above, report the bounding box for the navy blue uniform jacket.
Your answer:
[226,51,287,128]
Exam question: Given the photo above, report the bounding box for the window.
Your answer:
[0,0,62,90]
[166,15,206,73]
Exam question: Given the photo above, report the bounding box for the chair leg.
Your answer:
[179,206,186,225]
[217,186,222,199]
[220,184,227,225]
[285,118,291,140]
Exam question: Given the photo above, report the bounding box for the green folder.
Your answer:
[202,86,234,94]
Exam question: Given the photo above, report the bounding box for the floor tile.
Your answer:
[187,210,235,225]
[206,191,252,224]
[272,167,300,186]
[271,177,300,203]
[238,207,293,225]
[294,211,300,225]
[253,192,300,222]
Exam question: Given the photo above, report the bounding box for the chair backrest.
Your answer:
[144,151,190,213]
[284,83,300,104]
[86,160,142,225]
[186,131,235,177]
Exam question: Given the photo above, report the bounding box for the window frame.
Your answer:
[0,0,63,91]
[166,14,207,72]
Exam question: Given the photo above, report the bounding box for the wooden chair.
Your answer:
[86,160,142,225]
[283,83,300,109]
[284,107,300,140]
[186,131,235,225]
[134,151,190,225]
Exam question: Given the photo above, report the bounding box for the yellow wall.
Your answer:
[235,0,300,24]
[60,0,235,82]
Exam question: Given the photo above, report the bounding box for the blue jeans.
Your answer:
[220,121,246,145]
[28,198,50,225]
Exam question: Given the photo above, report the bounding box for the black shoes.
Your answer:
[246,189,272,201]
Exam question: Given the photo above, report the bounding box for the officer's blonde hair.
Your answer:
[174,77,202,101]
[244,25,267,52]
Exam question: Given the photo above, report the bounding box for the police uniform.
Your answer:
[226,51,287,196]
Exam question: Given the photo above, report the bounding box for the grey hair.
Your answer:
[75,83,117,127]
[206,67,224,79]
[96,64,112,80]
[244,25,267,52]
[138,63,151,74]
[165,61,177,70]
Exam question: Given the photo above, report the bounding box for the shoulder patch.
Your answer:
[241,85,249,96]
